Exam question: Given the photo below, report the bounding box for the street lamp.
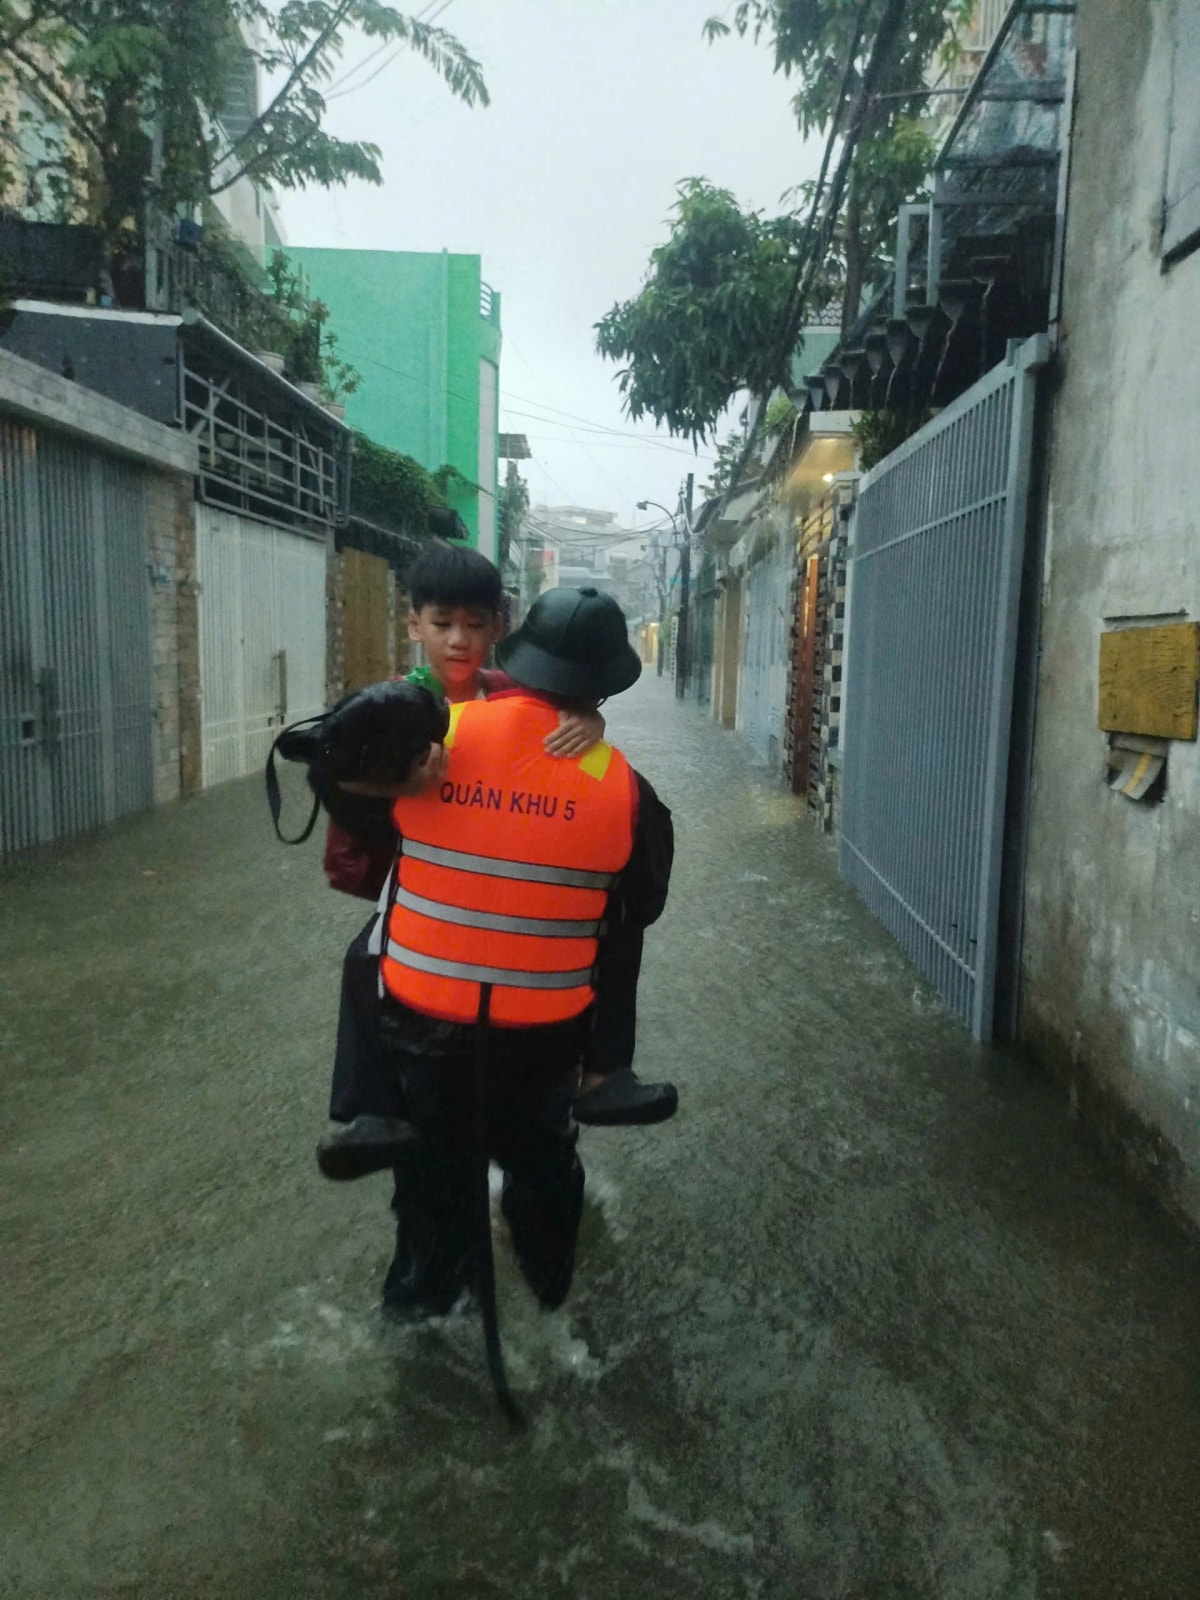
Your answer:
[636,498,680,530]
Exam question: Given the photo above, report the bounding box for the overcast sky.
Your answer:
[278,0,823,530]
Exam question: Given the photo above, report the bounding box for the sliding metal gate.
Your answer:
[1,421,154,859]
[839,335,1049,1040]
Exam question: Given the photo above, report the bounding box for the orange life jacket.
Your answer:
[381,694,635,1027]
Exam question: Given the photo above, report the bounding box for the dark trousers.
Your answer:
[382,1012,585,1310]
[328,918,402,1123]
[328,912,644,1123]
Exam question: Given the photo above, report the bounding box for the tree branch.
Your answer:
[212,0,355,171]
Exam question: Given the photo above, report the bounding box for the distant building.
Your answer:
[288,247,502,560]
[205,19,288,266]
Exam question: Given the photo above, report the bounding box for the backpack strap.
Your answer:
[265,714,326,845]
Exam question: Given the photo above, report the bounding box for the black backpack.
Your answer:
[265,679,450,844]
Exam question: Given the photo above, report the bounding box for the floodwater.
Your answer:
[3,674,1200,1599]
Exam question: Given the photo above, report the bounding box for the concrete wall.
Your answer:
[1021,0,1200,1224]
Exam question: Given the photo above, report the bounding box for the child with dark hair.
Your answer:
[410,538,504,612]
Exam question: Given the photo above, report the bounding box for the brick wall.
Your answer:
[175,480,202,797]
[143,469,201,803]
[327,540,346,704]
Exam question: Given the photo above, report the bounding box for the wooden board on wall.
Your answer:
[1098,621,1200,740]
[343,547,391,691]
[394,578,412,679]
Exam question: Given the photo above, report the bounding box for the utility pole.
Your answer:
[651,535,668,677]
[637,498,681,679]
[675,472,693,700]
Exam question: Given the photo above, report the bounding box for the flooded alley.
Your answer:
[4,673,1200,1600]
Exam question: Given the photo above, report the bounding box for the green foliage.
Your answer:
[0,1,488,249]
[703,0,972,135]
[598,4,969,449]
[764,391,798,437]
[215,1,488,199]
[319,328,362,403]
[850,406,932,470]
[1,1,245,238]
[259,250,360,398]
[498,463,529,572]
[431,462,478,499]
[706,0,972,330]
[350,431,448,532]
[703,431,750,500]
[595,179,804,443]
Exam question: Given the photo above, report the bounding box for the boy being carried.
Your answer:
[321,542,673,1194]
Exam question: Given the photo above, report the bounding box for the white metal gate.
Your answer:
[839,335,1049,1040]
[196,506,327,786]
[1,420,154,858]
[739,530,793,768]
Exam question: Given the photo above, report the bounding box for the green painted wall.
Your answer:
[288,246,500,547]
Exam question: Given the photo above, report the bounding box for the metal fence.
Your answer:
[1,421,154,859]
[839,335,1048,1039]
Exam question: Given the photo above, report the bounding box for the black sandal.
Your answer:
[572,1069,679,1127]
[316,1116,423,1180]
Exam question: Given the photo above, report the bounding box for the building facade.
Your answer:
[1019,0,1200,1224]
[288,247,502,560]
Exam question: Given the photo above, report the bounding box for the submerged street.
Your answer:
[4,672,1200,1599]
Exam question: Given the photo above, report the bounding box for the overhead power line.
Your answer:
[503,410,715,461]
[360,352,710,463]
[327,0,457,101]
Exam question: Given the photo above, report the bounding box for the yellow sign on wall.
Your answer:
[1098,622,1200,740]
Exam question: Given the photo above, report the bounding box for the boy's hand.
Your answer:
[338,744,450,799]
[544,705,605,759]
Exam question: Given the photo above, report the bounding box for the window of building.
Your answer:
[1163,0,1200,262]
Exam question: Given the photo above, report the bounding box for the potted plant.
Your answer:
[320,329,361,417]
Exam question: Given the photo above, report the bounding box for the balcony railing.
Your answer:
[144,218,291,354]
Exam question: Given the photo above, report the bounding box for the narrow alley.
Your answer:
[4,673,1200,1600]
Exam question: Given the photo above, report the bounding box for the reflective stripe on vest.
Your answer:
[401,837,616,891]
[386,939,595,990]
[381,693,634,1027]
[392,882,602,939]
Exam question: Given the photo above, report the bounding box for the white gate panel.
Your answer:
[273,531,327,730]
[739,532,792,768]
[197,506,327,787]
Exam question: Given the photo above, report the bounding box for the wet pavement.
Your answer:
[4,673,1200,1599]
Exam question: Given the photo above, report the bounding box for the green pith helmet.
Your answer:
[497,587,642,700]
